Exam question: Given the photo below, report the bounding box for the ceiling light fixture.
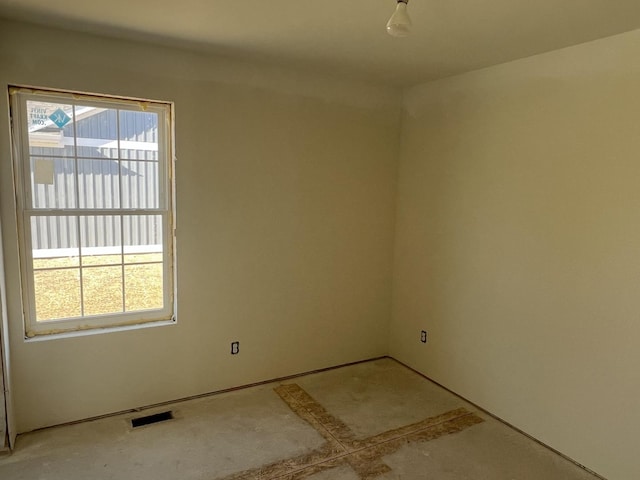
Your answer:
[386,0,412,37]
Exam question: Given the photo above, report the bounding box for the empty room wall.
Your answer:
[391,29,640,479]
[0,19,400,432]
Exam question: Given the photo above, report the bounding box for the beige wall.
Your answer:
[392,29,640,479]
[0,19,400,432]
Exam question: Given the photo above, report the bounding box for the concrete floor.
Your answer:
[0,358,600,479]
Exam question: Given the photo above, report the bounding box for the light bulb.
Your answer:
[386,0,411,37]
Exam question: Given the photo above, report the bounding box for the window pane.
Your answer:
[26,100,75,158]
[123,215,163,260]
[82,265,123,316]
[119,110,158,158]
[31,215,79,268]
[34,268,81,321]
[80,215,122,266]
[77,158,121,209]
[121,161,159,209]
[30,157,77,209]
[75,107,119,158]
[125,263,164,312]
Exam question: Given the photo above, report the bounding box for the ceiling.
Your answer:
[2,0,640,87]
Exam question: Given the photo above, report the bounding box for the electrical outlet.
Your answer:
[231,341,240,355]
[420,330,427,343]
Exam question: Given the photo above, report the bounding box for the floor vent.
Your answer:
[131,411,174,428]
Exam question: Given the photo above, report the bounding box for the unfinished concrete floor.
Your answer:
[0,358,600,479]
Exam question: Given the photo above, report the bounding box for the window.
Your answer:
[9,87,175,337]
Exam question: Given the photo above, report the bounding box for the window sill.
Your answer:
[24,317,176,342]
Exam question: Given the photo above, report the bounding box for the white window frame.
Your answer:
[9,87,176,338]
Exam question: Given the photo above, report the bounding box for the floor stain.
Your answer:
[218,383,483,479]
